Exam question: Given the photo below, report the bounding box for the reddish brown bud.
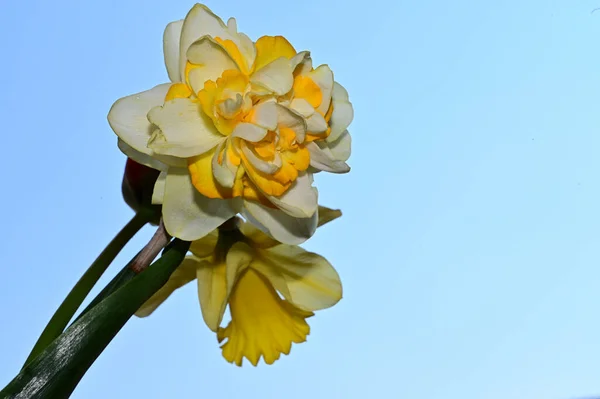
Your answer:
[122,158,161,223]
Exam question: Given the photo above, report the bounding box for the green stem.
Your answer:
[22,211,151,367]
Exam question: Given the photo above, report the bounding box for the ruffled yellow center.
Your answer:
[198,70,253,135]
[164,35,334,203]
[217,268,313,366]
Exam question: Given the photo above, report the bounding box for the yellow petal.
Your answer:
[136,256,199,317]
[271,161,298,186]
[292,75,322,109]
[253,35,296,72]
[225,242,255,295]
[241,146,292,196]
[198,70,250,136]
[241,176,273,206]
[189,229,218,258]
[239,222,279,248]
[164,82,192,102]
[197,260,228,332]
[252,131,276,160]
[317,206,342,227]
[306,65,334,115]
[197,79,217,109]
[215,37,250,75]
[281,145,310,173]
[188,146,229,199]
[251,245,342,311]
[217,268,313,366]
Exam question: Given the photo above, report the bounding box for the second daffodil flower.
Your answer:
[136,207,343,366]
[108,3,354,244]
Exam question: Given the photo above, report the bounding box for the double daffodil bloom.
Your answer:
[136,207,343,366]
[108,3,354,245]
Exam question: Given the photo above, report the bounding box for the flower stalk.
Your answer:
[74,219,172,323]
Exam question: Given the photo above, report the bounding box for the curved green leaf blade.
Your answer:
[23,211,151,367]
[1,239,190,399]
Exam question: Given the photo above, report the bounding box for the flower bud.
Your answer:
[121,158,161,224]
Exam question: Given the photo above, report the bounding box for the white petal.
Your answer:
[252,245,342,311]
[163,20,184,82]
[118,139,169,172]
[178,4,232,79]
[196,259,228,332]
[236,32,257,71]
[186,36,239,93]
[119,138,187,171]
[249,85,272,97]
[251,57,293,96]
[308,65,334,115]
[226,17,237,32]
[152,170,167,205]
[212,140,236,188]
[289,98,314,118]
[332,80,350,101]
[162,168,240,241]
[327,129,351,161]
[290,51,311,73]
[108,83,171,156]
[224,17,256,69]
[241,142,279,174]
[267,172,318,218]
[231,122,268,142]
[216,94,243,119]
[242,200,318,245]
[328,82,354,142]
[136,256,198,317]
[246,100,278,130]
[147,98,225,158]
[277,104,307,143]
[306,112,328,133]
[306,142,350,173]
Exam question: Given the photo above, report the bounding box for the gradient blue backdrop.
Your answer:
[1,1,600,398]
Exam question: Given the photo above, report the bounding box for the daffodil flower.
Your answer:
[136,206,343,366]
[108,3,354,244]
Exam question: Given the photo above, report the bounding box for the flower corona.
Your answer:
[137,207,343,366]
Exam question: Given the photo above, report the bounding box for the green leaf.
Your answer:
[73,250,140,323]
[1,239,191,398]
[23,211,151,367]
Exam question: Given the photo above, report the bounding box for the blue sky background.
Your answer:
[2,0,600,398]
